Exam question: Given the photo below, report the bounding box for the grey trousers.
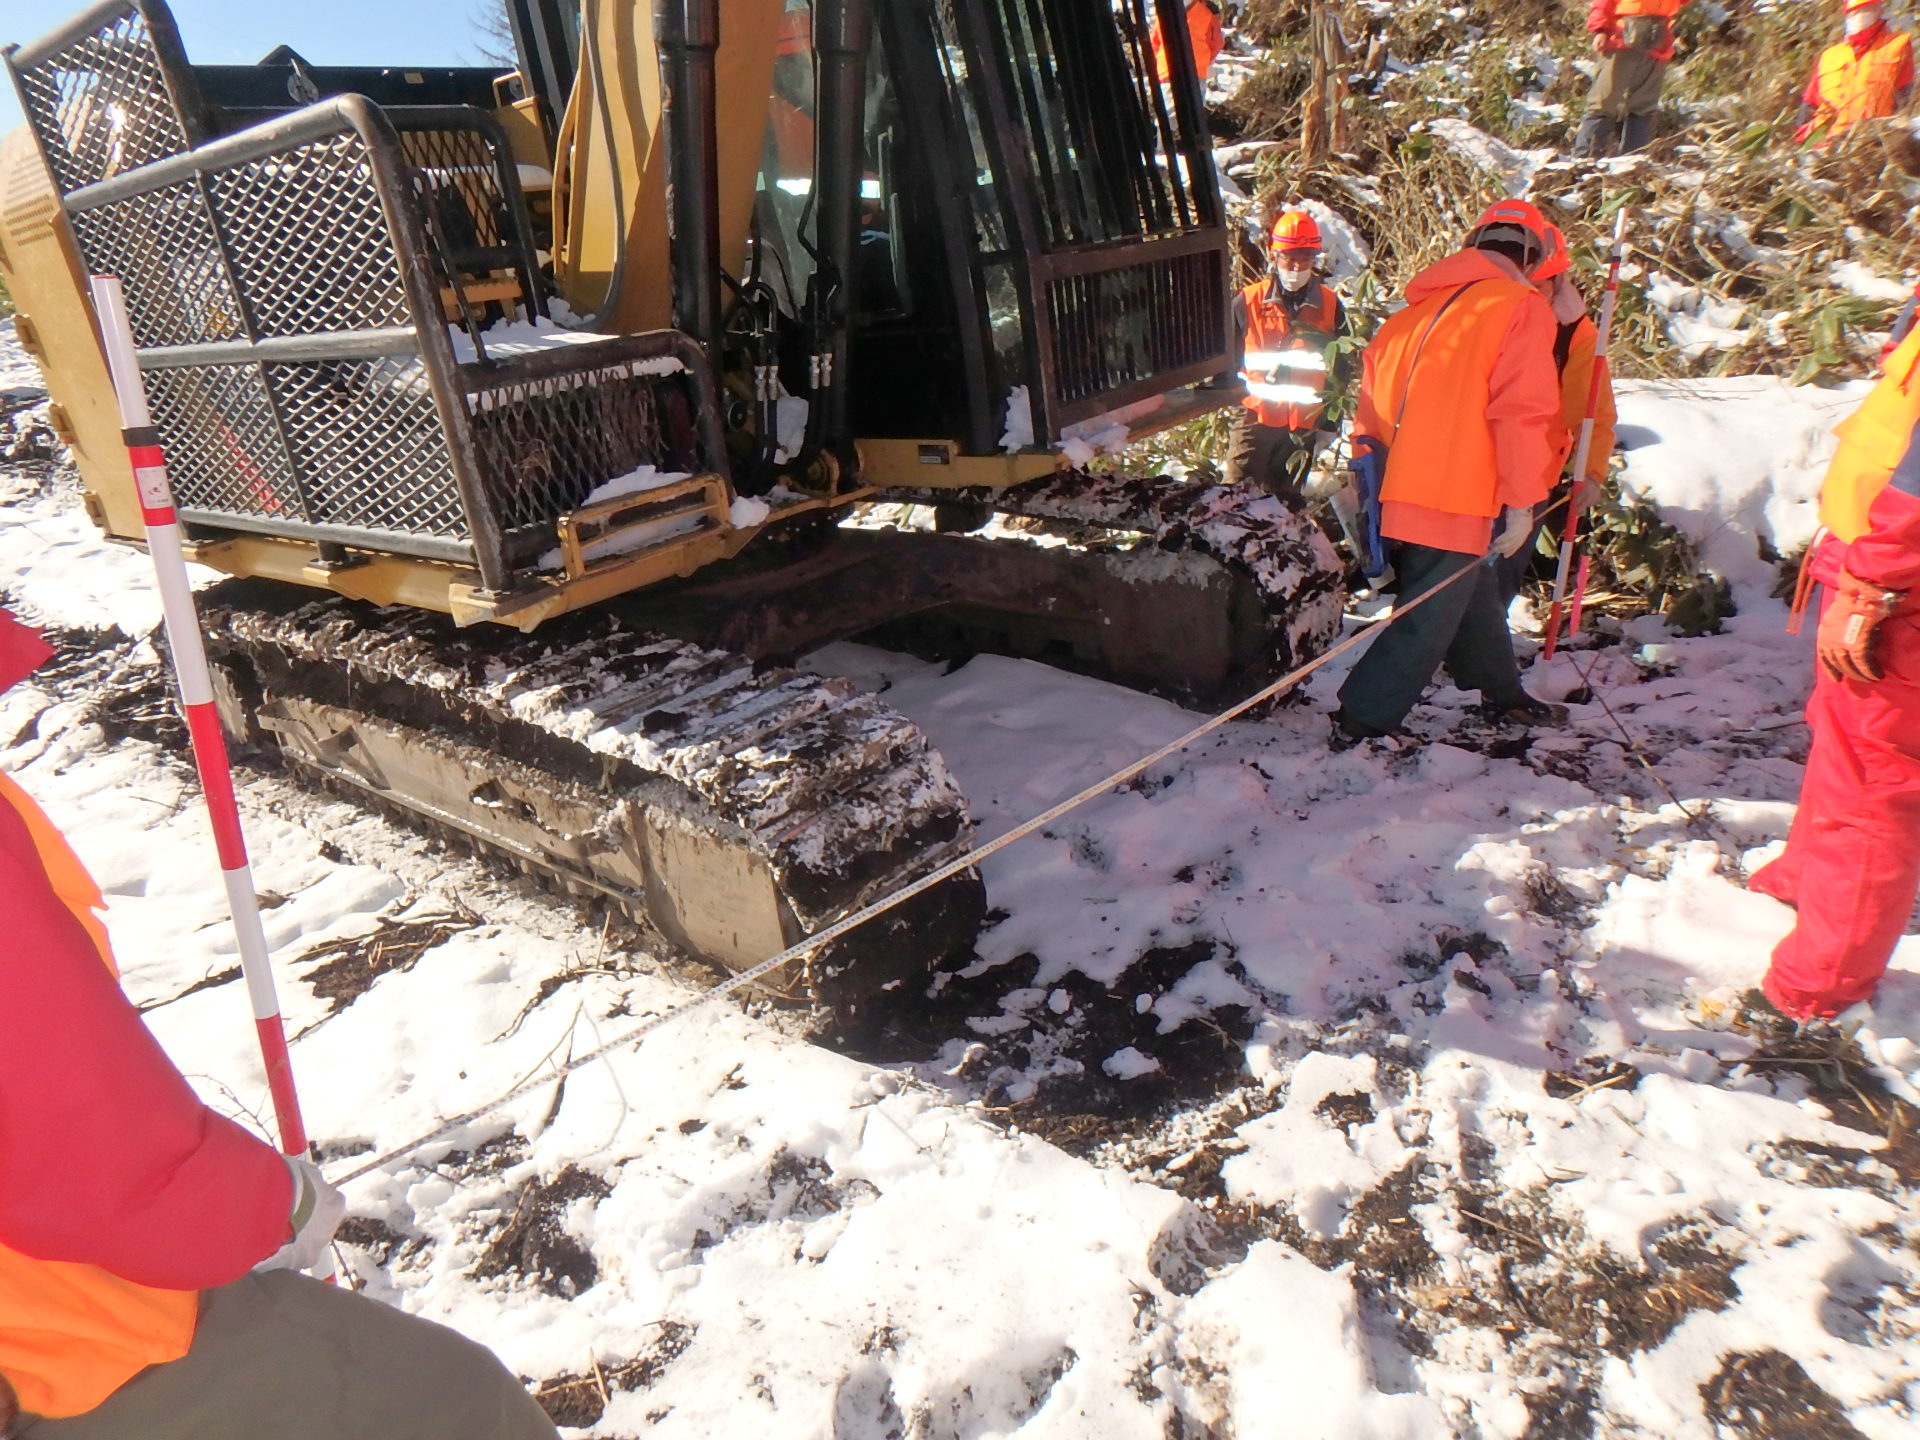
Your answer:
[18,1270,559,1440]
[1337,541,1525,733]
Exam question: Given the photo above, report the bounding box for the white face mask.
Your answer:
[1275,258,1316,292]
[1846,8,1882,34]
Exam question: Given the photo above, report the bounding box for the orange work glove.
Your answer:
[1818,569,1904,684]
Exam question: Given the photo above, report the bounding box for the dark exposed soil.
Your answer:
[470,1164,610,1300]
[294,910,478,1030]
[1702,1351,1871,1440]
[529,1321,695,1428]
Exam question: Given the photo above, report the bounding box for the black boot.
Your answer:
[1619,111,1657,154]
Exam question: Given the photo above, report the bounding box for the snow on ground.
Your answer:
[1612,375,1866,607]
[3,331,1919,1436]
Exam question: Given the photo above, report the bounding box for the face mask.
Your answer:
[1275,260,1315,292]
[1846,10,1880,34]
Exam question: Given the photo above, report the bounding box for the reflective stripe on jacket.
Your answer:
[1354,249,1560,552]
[0,774,291,1419]
[1807,28,1914,137]
[1823,324,1920,544]
[1238,278,1343,431]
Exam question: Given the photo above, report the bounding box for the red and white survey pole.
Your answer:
[90,275,310,1161]
[1541,205,1631,661]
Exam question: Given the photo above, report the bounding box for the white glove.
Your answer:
[256,1154,346,1274]
[1492,505,1534,559]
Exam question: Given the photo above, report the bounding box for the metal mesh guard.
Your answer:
[9,3,189,195]
[468,359,704,540]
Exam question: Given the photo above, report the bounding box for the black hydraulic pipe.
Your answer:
[655,0,724,367]
[799,0,872,474]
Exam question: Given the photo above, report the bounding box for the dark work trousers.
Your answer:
[18,1270,561,1440]
[1226,412,1319,501]
[1337,541,1526,734]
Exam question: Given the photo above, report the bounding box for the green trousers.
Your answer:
[18,1271,558,1440]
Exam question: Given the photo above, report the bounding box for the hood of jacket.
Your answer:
[1403,247,1527,306]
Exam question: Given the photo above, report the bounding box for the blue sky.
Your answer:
[3,0,503,132]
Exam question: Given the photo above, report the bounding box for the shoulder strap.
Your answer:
[1391,279,1486,433]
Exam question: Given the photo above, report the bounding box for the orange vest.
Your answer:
[0,774,199,1420]
[1240,280,1341,431]
[1812,29,1913,135]
[1152,1,1223,82]
[1368,277,1537,519]
[1821,323,1920,542]
[1615,0,1684,16]
[1556,319,1618,483]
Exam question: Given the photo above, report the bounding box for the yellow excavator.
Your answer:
[0,0,1343,1026]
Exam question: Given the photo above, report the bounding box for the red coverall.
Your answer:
[1749,440,1920,1018]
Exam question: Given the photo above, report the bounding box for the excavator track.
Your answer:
[863,469,1348,703]
[199,582,983,1032]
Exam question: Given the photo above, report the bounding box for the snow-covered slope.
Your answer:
[2,332,1916,1436]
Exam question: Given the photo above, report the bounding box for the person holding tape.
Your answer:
[1332,199,1567,749]
[0,609,560,1440]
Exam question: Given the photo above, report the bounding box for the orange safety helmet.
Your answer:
[1269,210,1322,253]
[1533,223,1570,281]
[1843,0,1884,13]
[1464,198,1552,274]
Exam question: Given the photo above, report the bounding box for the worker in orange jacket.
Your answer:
[1573,0,1691,157]
[1151,0,1225,83]
[1228,210,1352,500]
[1795,0,1914,144]
[1333,200,1566,747]
[0,610,560,1438]
[1745,331,1920,1021]
[1497,222,1619,604]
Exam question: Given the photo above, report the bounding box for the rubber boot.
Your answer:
[1619,111,1657,154]
[1571,112,1614,159]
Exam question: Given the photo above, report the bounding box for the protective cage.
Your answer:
[4,0,727,596]
[937,0,1236,439]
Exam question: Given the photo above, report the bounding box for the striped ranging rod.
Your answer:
[89,275,310,1161]
[1542,204,1632,661]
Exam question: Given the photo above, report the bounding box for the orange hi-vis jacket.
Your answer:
[1805,25,1914,138]
[1555,317,1618,484]
[1239,277,1344,432]
[1588,0,1687,61]
[1823,323,1920,543]
[1355,249,1560,554]
[1152,0,1223,82]
[0,773,199,1420]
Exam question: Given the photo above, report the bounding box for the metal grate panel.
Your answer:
[67,178,239,347]
[468,361,704,536]
[268,358,470,539]
[7,3,192,195]
[145,362,300,518]
[399,125,512,253]
[205,133,412,338]
[1043,245,1225,415]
